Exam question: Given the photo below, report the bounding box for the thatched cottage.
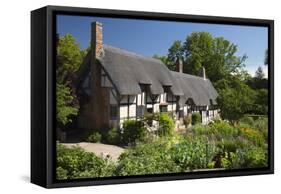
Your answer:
[76,21,219,131]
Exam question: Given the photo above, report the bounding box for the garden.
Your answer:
[56,113,268,180]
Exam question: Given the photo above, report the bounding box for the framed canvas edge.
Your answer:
[31,5,274,188]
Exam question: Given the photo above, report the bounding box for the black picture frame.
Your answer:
[31,5,274,188]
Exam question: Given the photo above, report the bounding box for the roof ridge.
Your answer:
[103,44,162,64]
[170,70,207,80]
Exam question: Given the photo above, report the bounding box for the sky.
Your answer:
[57,15,268,77]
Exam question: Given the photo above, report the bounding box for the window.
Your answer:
[167,93,176,102]
[110,105,118,120]
[136,105,145,117]
[160,105,168,113]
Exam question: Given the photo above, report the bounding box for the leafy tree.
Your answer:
[216,77,255,122]
[56,34,85,126]
[56,83,79,126]
[57,34,86,84]
[255,66,265,79]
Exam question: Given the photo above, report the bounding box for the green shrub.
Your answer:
[191,124,211,136]
[238,127,265,147]
[122,120,148,144]
[191,113,201,125]
[56,144,115,180]
[253,117,268,132]
[158,113,174,137]
[230,145,267,169]
[239,116,255,126]
[183,114,192,126]
[115,141,180,176]
[106,128,120,145]
[170,137,217,171]
[209,120,239,139]
[86,131,102,143]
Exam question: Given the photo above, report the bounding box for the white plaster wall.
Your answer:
[154,103,160,112]
[120,105,127,119]
[129,103,136,117]
[137,94,142,105]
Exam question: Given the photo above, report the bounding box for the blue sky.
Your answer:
[57,15,268,77]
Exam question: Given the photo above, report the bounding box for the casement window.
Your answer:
[167,93,176,103]
[160,105,168,113]
[136,105,145,117]
[110,105,118,120]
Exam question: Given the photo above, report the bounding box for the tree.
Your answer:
[56,83,79,126]
[56,34,85,126]
[216,77,255,122]
[167,40,184,70]
[255,66,265,79]
[57,34,86,84]
[161,32,247,83]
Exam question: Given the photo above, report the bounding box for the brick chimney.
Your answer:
[91,21,103,59]
[198,66,206,80]
[176,57,183,73]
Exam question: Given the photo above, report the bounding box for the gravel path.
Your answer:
[62,142,125,162]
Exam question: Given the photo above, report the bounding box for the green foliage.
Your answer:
[255,66,265,79]
[209,120,239,139]
[56,144,115,180]
[122,120,148,144]
[115,141,180,176]
[239,115,255,126]
[56,34,86,127]
[56,83,78,125]
[191,124,210,136]
[216,77,255,122]
[191,112,201,125]
[252,89,268,114]
[231,146,267,169]
[170,137,217,170]
[86,131,102,143]
[158,113,174,137]
[106,128,121,145]
[57,34,86,83]
[183,114,192,126]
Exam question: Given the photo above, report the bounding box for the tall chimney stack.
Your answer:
[91,21,103,59]
[199,66,206,80]
[176,57,183,73]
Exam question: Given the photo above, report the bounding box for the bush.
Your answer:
[115,141,180,176]
[183,114,192,126]
[253,117,268,132]
[122,120,148,144]
[239,127,264,147]
[170,137,217,170]
[209,120,239,139]
[86,131,102,143]
[239,116,255,126]
[158,113,174,137]
[106,128,120,145]
[191,113,201,125]
[56,144,115,180]
[230,145,267,169]
[190,124,211,136]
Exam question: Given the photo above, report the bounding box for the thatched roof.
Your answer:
[99,45,184,95]
[77,44,218,106]
[171,71,218,106]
